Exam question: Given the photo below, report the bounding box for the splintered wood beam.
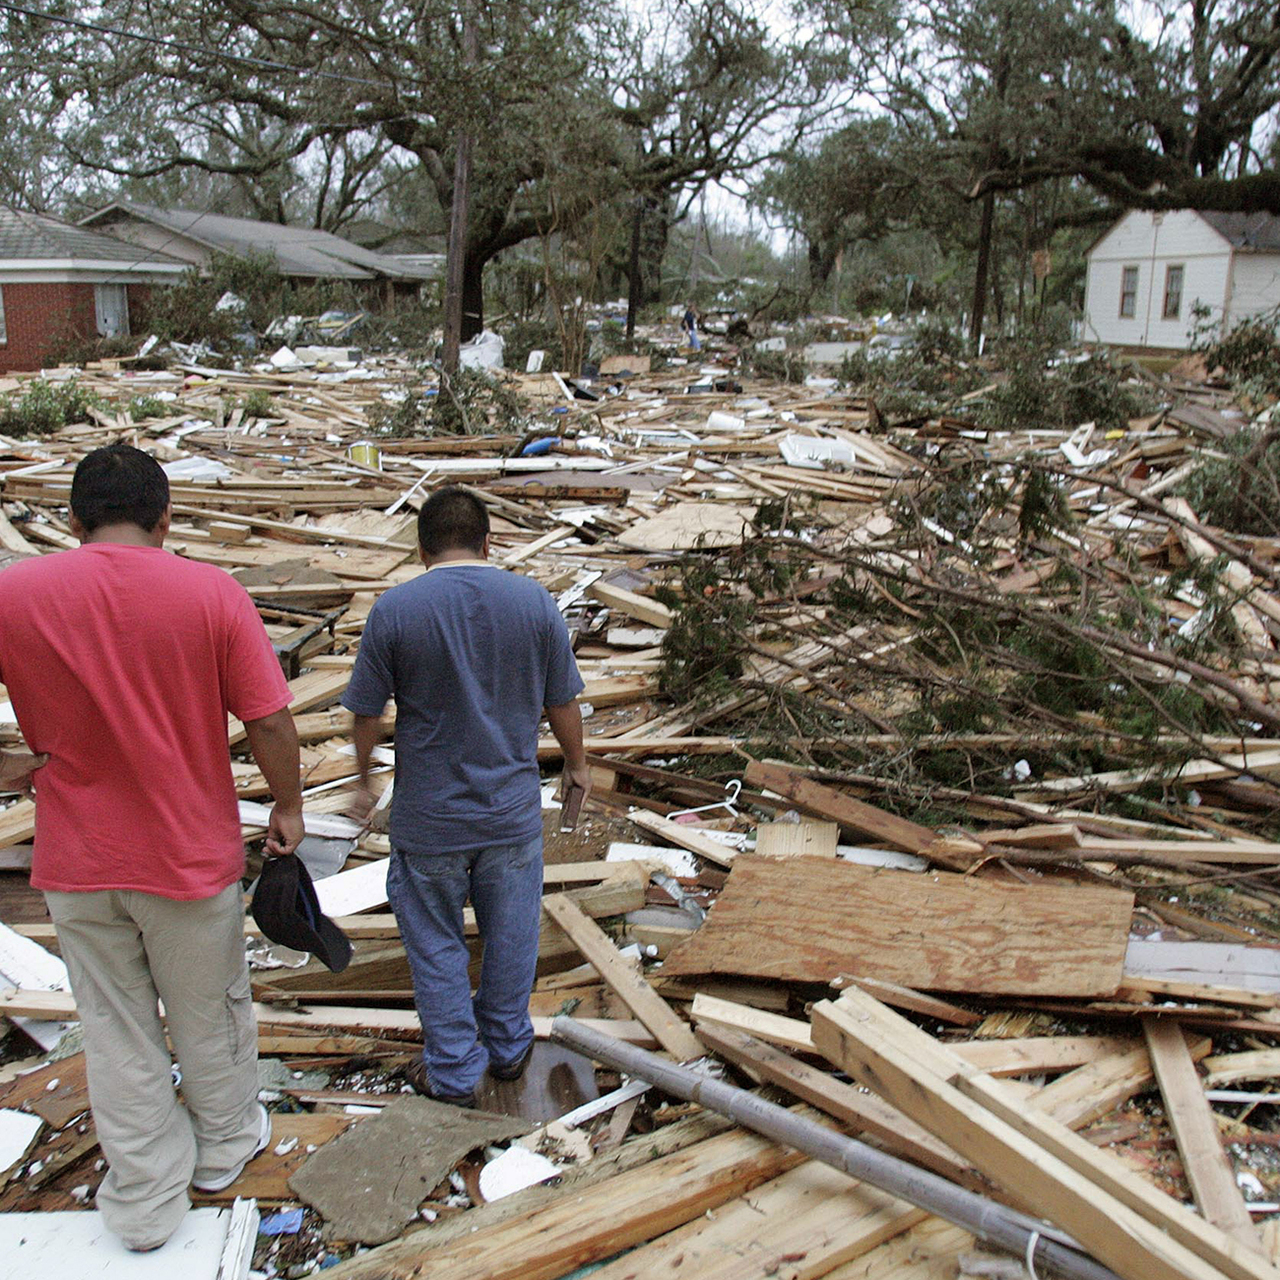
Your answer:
[319,1125,804,1280]
[1143,1017,1262,1252]
[542,893,704,1061]
[1033,1036,1213,1129]
[744,760,974,862]
[695,1023,982,1192]
[587,581,673,628]
[812,989,1274,1280]
[626,809,738,867]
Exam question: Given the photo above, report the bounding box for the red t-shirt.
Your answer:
[0,543,291,899]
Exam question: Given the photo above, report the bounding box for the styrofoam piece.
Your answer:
[706,410,746,431]
[478,1144,561,1202]
[0,1198,258,1280]
[0,1108,41,1174]
[606,841,699,878]
[778,433,856,470]
[834,845,929,872]
[525,350,546,372]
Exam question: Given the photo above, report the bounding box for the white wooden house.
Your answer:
[1083,209,1280,350]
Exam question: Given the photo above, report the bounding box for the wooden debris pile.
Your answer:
[0,337,1278,1278]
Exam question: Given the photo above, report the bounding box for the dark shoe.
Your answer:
[489,1043,534,1082]
[404,1058,476,1109]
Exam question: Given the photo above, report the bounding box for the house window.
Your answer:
[1119,266,1139,318]
[94,283,129,338]
[0,286,6,345]
[1163,264,1184,320]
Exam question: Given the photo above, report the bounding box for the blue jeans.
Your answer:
[386,836,543,1097]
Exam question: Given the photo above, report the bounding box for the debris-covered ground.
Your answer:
[2,310,1280,1279]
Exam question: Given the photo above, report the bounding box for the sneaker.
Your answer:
[192,1103,271,1193]
[404,1059,477,1109]
[489,1043,534,1083]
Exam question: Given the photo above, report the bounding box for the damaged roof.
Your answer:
[1198,210,1280,253]
[0,207,186,272]
[79,199,434,281]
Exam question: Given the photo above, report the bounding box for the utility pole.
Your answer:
[442,5,477,374]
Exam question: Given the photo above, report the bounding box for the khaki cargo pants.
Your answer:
[45,882,261,1249]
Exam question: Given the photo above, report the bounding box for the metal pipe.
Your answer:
[551,1016,1121,1280]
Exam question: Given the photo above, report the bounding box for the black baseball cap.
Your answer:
[251,856,352,973]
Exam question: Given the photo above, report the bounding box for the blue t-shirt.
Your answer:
[342,563,584,854]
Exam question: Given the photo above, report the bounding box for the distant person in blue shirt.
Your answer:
[343,487,591,1106]
[681,304,701,351]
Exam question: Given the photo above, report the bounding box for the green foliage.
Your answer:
[1200,308,1280,395]
[1017,467,1076,542]
[746,347,806,384]
[370,368,528,438]
[0,380,104,437]
[837,336,986,419]
[980,351,1147,432]
[1177,428,1280,537]
[503,318,570,373]
[127,395,171,421]
[238,389,276,420]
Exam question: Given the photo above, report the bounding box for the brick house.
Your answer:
[0,209,187,372]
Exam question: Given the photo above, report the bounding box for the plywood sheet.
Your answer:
[662,855,1132,997]
[616,502,754,550]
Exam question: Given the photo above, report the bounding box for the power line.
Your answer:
[0,0,386,89]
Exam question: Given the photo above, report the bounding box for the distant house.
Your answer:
[0,208,187,373]
[79,200,434,303]
[1083,209,1280,351]
[342,219,447,281]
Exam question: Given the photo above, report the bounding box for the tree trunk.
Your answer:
[461,250,485,342]
[969,189,995,353]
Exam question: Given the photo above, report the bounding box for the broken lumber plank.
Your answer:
[813,989,1274,1280]
[692,993,815,1054]
[661,855,1133,997]
[743,760,969,861]
[1031,1034,1210,1128]
[696,1025,979,1190]
[1203,1051,1280,1088]
[587,1160,926,1280]
[543,893,703,1060]
[587,581,673,628]
[319,1123,806,1280]
[627,808,738,866]
[831,974,981,1027]
[1143,1017,1261,1251]
[1121,975,1278,1010]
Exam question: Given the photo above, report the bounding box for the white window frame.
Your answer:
[0,285,7,345]
[94,283,130,338]
[1119,265,1139,319]
[1162,264,1184,320]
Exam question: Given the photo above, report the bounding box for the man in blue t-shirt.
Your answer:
[343,486,591,1105]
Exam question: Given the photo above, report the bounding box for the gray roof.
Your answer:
[1198,211,1280,253]
[0,207,186,268]
[81,200,432,280]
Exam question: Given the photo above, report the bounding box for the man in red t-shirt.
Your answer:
[0,444,304,1251]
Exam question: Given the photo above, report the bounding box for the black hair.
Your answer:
[70,443,170,534]
[417,485,490,557]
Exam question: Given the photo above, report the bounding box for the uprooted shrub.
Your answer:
[0,379,104,437]
[1177,427,1280,536]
